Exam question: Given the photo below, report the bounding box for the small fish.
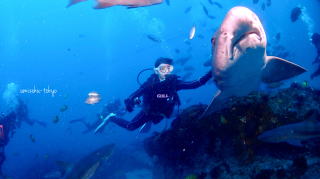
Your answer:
[213,2,223,9]
[266,0,271,7]
[275,32,281,41]
[13,152,20,156]
[146,34,162,43]
[261,3,266,11]
[253,0,259,4]
[183,66,195,72]
[52,116,60,124]
[175,57,191,66]
[301,81,308,88]
[197,34,204,39]
[266,81,284,89]
[185,174,197,179]
[29,134,36,143]
[60,105,68,112]
[201,3,209,16]
[189,26,196,40]
[291,7,302,22]
[94,0,163,9]
[44,154,49,159]
[85,92,101,105]
[175,49,180,54]
[78,34,86,38]
[66,0,87,8]
[220,115,228,124]
[185,41,191,46]
[165,0,170,6]
[201,6,216,20]
[184,6,192,14]
[208,15,216,19]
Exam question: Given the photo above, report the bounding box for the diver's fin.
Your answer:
[93,0,116,9]
[201,90,228,118]
[261,56,307,83]
[139,121,152,133]
[94,113,116,134]
[136,122,153,138]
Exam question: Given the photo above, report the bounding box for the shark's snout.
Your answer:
[228,31,262,60]
[233,31,261,46]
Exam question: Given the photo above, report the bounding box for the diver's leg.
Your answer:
[24,118,35,126]
[313,53,320,64]
[311,64,320,79]
[33,120,47,127]
[69,118,91,129]
[111,111,149,131]
[0,147,5,177]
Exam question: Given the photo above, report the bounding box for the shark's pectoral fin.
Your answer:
[261,56,307,83]
[201,90,229,118]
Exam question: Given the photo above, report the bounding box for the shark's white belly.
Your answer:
[215,47,265,97]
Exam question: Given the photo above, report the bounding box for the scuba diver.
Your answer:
[0,82,46,177]
[311,33,320,79]
[108,57,212,131]
[0,112,16,177]
[70,99,126,134]
[15,99,47,128]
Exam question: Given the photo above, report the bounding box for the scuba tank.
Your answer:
[136,68,154,86]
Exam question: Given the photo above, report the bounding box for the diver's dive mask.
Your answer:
[154,63,174,76]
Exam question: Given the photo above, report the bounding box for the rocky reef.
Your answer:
[144,82,320,179]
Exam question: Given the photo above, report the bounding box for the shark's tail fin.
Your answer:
[66,0,87,8]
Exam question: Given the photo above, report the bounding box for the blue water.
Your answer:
[0,0,319,178]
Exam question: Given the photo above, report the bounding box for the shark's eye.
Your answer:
[211,37,216,46]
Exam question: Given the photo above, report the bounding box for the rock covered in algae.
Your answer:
[144,83,320,179]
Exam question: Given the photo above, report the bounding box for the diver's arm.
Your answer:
[125,83,147,112]
[177,70,212,90]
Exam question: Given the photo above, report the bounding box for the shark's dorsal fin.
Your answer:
[261,56,307,83]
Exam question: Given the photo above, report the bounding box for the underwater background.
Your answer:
[0,0,320,178]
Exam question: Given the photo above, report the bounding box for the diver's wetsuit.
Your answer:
[311,33,320,79]
[111,71,212,131]
[0,112,16,176]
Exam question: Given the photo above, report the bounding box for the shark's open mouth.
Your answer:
[232,31,261,49]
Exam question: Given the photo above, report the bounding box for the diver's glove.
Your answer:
[124,98,134,112]
[199,70,213,84]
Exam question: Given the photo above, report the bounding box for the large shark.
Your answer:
[258,111,320,147]
[204,6,306,115]
[47,144,115,179]
[67,0,163,9]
